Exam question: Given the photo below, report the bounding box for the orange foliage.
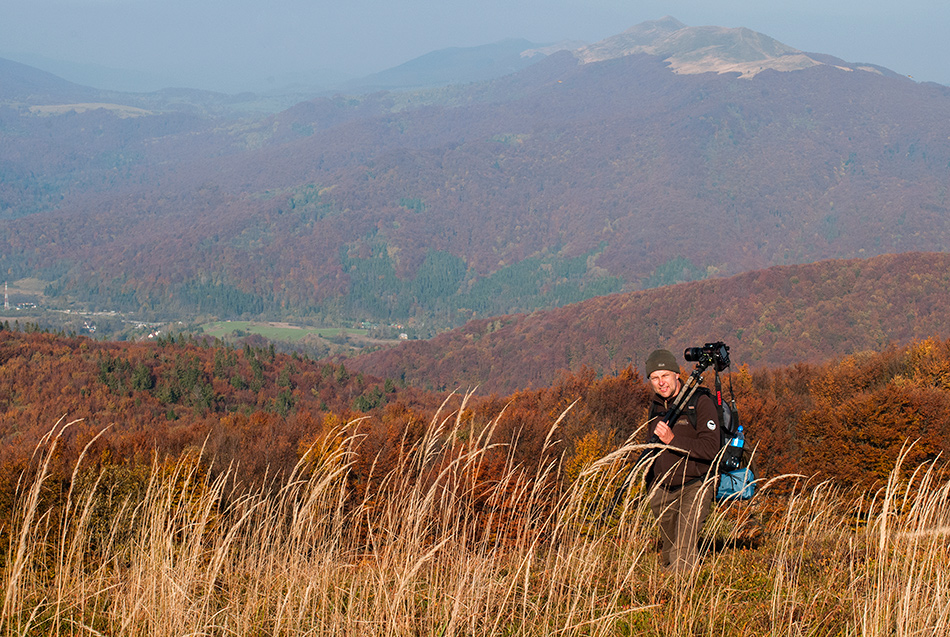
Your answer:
[4,325,950,539]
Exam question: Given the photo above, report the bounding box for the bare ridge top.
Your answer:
[574,16,865,78]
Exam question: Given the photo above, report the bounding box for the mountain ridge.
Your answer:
[344,252,950,394]
[344,38,553,92]
[573,16,902,80]
[3,16,924,107]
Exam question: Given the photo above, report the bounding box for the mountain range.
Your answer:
[1,18,948,339]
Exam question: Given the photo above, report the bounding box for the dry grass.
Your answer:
[3,410,950,636]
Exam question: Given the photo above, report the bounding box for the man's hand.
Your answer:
[654,420,674,444]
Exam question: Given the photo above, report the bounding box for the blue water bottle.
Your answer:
[731,425,745,449]
[723,425,744,471]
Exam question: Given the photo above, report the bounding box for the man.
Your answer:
[644,348,720,573]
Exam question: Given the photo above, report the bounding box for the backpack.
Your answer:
[709,369,755,502]
[664,372,756,501]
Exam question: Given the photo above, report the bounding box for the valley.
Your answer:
[2,21,948,335]
[1,276,399,358]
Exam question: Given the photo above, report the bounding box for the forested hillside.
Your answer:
[2,24,949,328]
[0,325,429,481]
[2,323,949,515]
[346,252,950,394]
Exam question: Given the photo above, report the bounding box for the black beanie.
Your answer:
[645,349,679,377]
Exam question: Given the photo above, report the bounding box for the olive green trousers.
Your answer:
[649,478,714,572]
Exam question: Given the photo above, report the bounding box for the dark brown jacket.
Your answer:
[647,388,721,489]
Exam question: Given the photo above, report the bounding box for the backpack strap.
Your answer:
[684,386,711,429]
[651,386,711,429]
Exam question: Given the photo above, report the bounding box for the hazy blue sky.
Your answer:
[2,0,947,92]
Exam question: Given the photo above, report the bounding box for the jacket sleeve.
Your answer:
[669,393,721,462]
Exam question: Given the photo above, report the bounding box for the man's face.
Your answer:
[649,370,680,399]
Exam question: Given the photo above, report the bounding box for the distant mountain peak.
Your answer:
[520,40,586,59]
[618,16,688,43]
[574,17,869,78]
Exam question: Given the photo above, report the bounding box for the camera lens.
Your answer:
[683,347,703,361]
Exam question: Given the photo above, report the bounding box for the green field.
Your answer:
[200,321,367,343]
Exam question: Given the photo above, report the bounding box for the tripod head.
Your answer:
[684,341,731,373]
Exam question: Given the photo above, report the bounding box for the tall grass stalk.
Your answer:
[3,411,950,635]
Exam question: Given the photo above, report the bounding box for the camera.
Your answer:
[684,341,731,372]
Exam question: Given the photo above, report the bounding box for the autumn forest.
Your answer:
[3,322,950,509]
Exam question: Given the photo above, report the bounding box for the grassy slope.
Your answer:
[2,412,948,635]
